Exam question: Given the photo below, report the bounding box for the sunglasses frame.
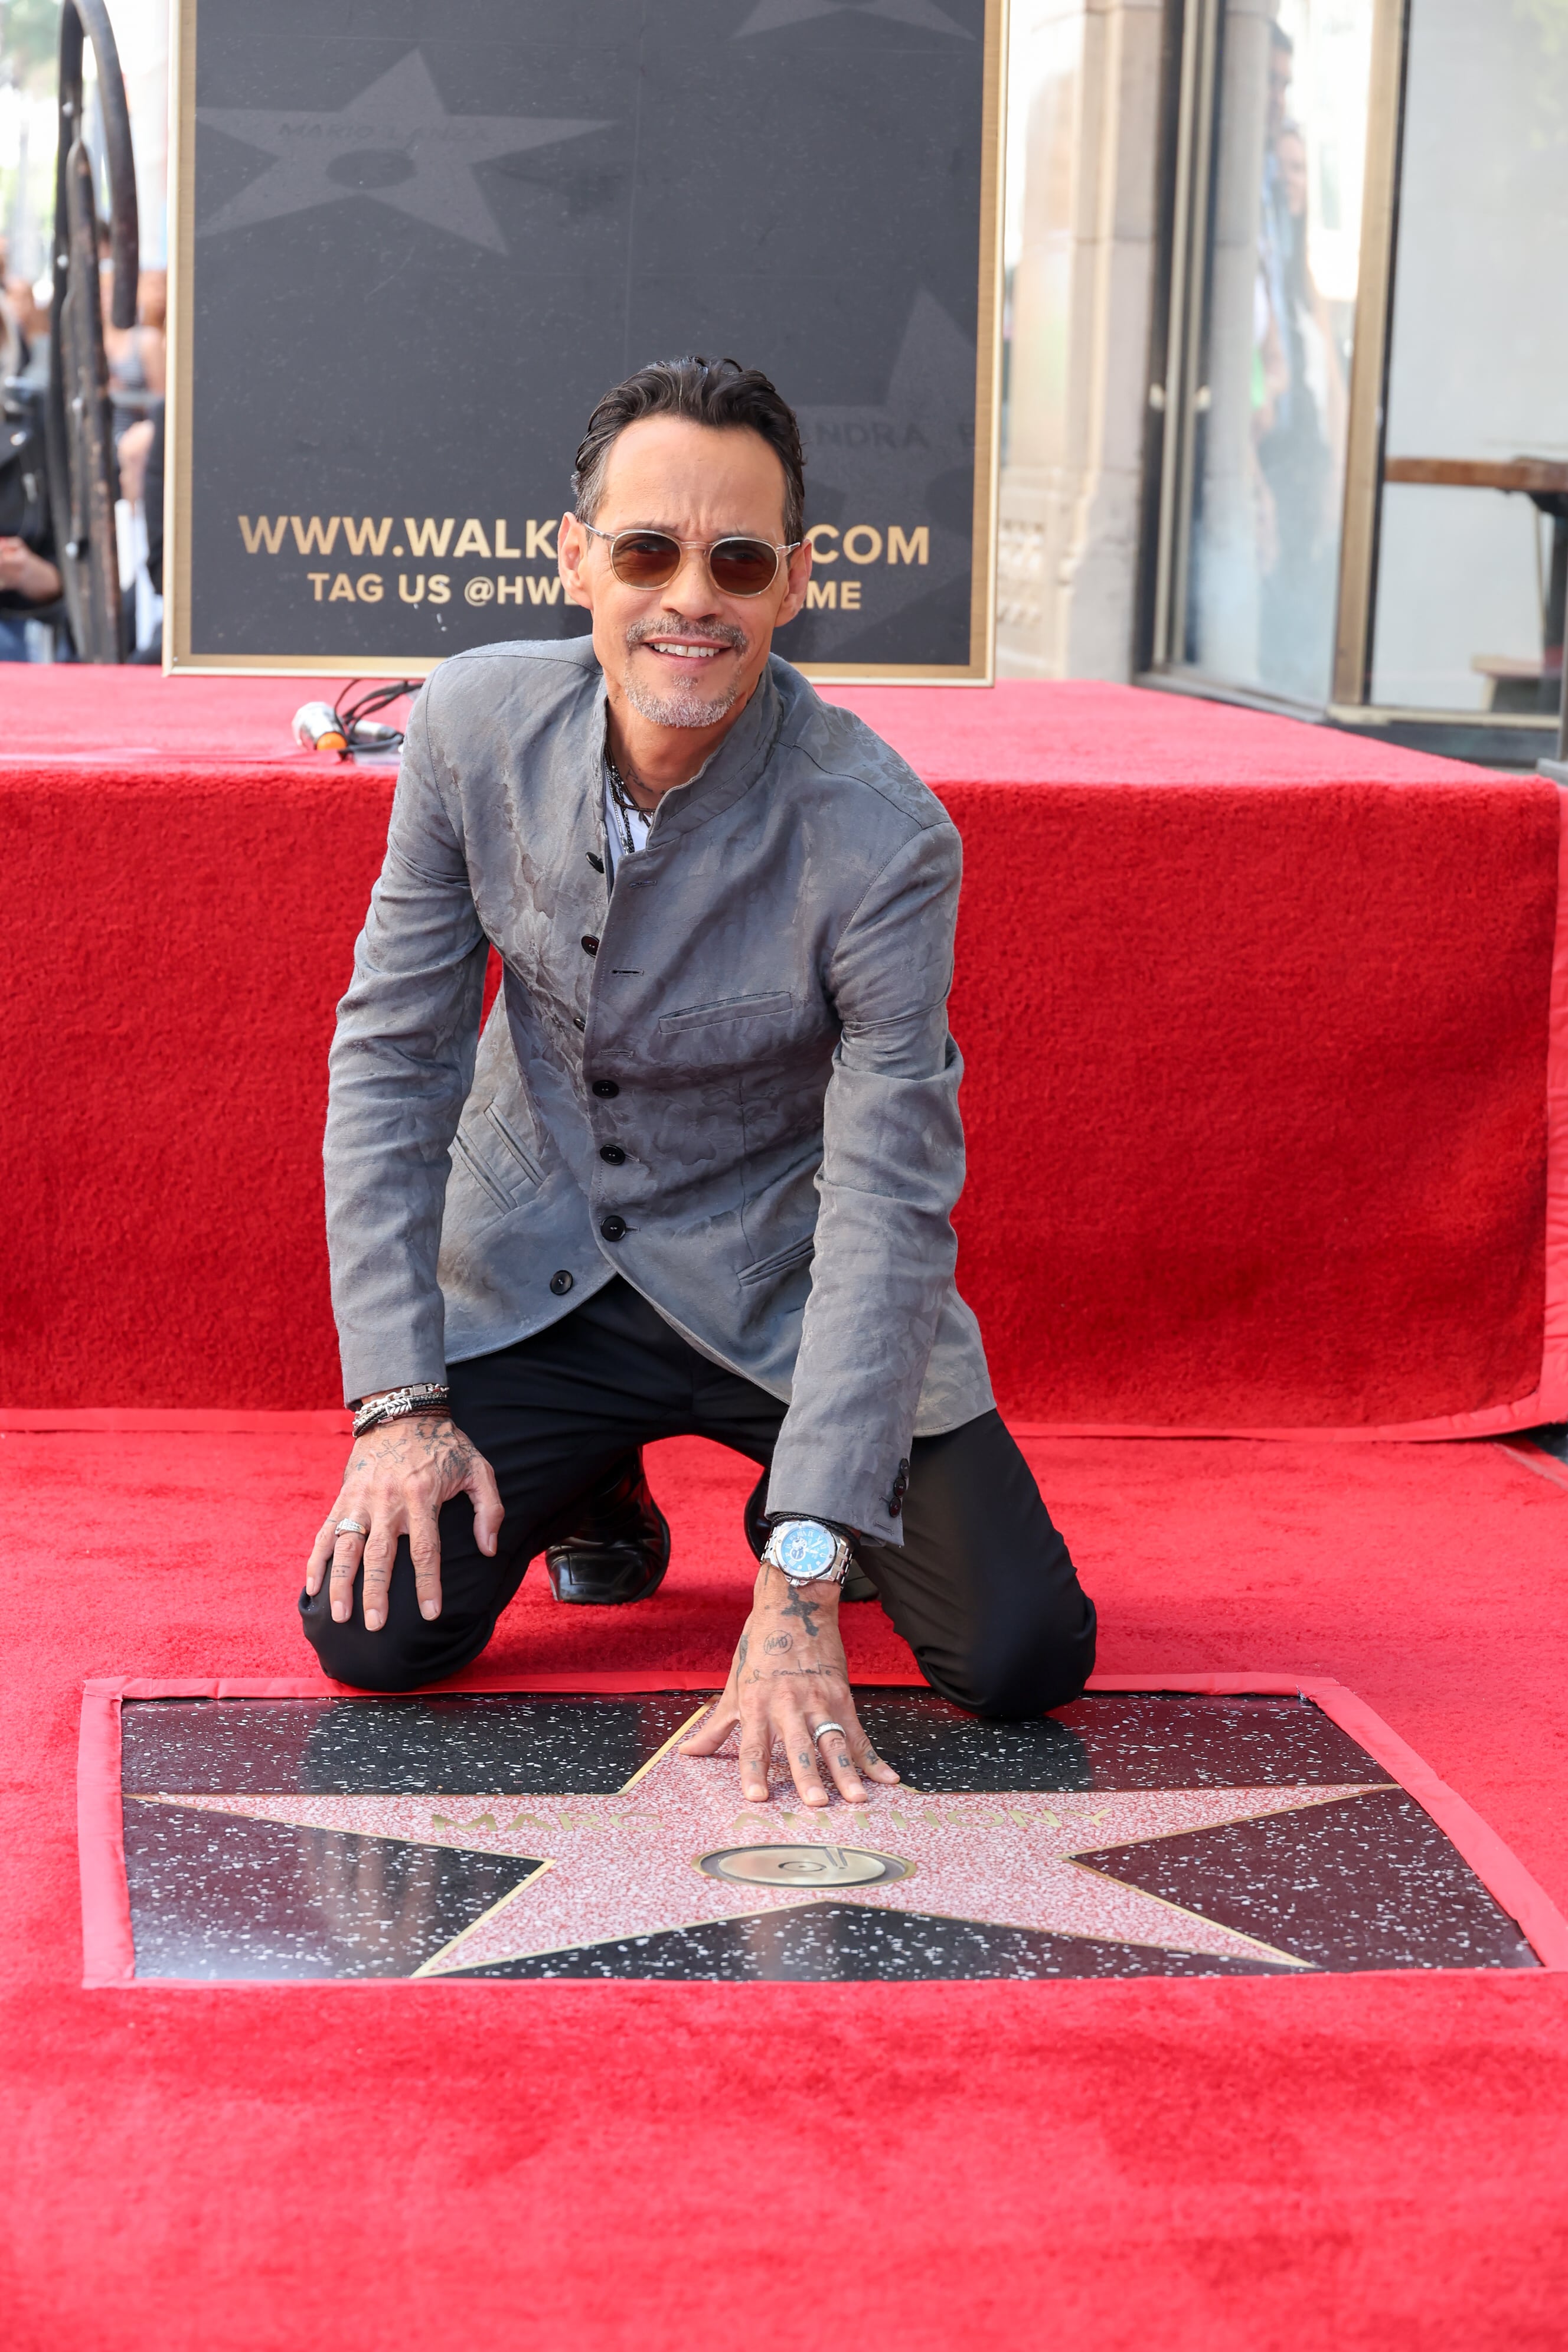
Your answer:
[579,521,802,598]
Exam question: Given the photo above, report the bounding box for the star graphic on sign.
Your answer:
[794,289,979,628]
[132,1712,1392,1976]
[734,0,973,38]
[197,50,608,254]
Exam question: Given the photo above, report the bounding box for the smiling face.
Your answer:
[558,414,811,750]
[1277,128,1308,220]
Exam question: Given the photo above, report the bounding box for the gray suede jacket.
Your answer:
[324,636,994,1544]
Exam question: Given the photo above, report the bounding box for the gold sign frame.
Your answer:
[163,0,1006,685]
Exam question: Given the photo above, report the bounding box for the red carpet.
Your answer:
[3,668,1564,1433]
[5,1425,1568,2347]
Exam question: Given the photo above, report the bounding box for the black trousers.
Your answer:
[300,1279,1096,1716]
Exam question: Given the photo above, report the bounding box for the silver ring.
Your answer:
[811,1720,847,1746]
[334,1518,369,1537]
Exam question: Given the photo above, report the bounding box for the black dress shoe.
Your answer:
[741,1471,879,1601]
[544,1452,672,1605]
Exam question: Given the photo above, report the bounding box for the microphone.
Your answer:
[292,681,420,757]
[293,701,349,753]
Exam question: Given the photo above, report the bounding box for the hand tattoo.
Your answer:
[351,1413,476,1488]
[780,1586,822,1641]
[763,1632,792,1654]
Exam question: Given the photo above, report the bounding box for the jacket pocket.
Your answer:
[737,1232,816,1287]
[450,1107,541,1216]
[450,1130,512,1214]
[660,989,793,1033]
[483,1103,543,1187]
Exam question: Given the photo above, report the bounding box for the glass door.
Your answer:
[1152,0,1381,707]
[1148,0,1568,758]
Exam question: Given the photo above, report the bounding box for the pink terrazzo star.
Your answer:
[132,1703,1394,1975]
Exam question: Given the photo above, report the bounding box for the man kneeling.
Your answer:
[302,356,1096,1808]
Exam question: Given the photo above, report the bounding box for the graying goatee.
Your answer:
[622,615,748,730]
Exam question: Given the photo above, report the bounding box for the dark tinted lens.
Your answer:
[610,531,682,588]
[708,538,779,596]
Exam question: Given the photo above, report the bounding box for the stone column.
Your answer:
[997,0,1165,680]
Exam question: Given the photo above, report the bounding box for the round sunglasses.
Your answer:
[581,522,801,598]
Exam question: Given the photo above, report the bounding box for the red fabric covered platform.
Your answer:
[8,667,1568,2346]
[5,1426,1568,2348]
[2,666,1564,1433]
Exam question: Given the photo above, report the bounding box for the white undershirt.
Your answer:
[603,765,652,877]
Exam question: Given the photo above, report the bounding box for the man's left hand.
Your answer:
[679,1562,901,1807]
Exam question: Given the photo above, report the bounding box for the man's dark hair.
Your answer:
[572,357,805,545]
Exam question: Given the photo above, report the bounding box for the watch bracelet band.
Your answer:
[352,1383,452,1436]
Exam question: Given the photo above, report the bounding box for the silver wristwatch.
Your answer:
[762,1518,854,1588]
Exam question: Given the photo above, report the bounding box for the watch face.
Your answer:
[776,1522,838,1579]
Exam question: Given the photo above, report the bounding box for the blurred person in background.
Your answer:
[1255,117,1345,700]
[6,276,51,390]
[0,236,60,660]
[118,397,164,662]
[0,275,22,380]
[0,234,42,374]
[0,426,61,658]
[102,252,165,409]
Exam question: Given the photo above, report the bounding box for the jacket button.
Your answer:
[600,1214,627,1242]
[599,1144,626,1164]
[549,1269,574,1295]
[581,935,600,955]
[592,1079,619,1098]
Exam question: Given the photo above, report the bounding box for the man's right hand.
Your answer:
[305,1412,504,1631]
[0,535,61,603]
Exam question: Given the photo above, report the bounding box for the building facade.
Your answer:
[999,0,1568,766]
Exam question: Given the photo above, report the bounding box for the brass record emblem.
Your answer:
[697,1844,914,1889]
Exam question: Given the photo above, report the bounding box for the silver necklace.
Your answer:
[604,751,645,861]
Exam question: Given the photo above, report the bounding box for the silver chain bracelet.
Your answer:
[351,1382,452,1437]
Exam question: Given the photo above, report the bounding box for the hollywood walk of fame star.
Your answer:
[130,1703,1394,1978]
[734,0,974,40]
[197,50,608,254]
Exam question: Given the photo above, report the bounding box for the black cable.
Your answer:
[334,677,421,752]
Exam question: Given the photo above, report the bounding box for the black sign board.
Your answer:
[166,0,1001,681]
